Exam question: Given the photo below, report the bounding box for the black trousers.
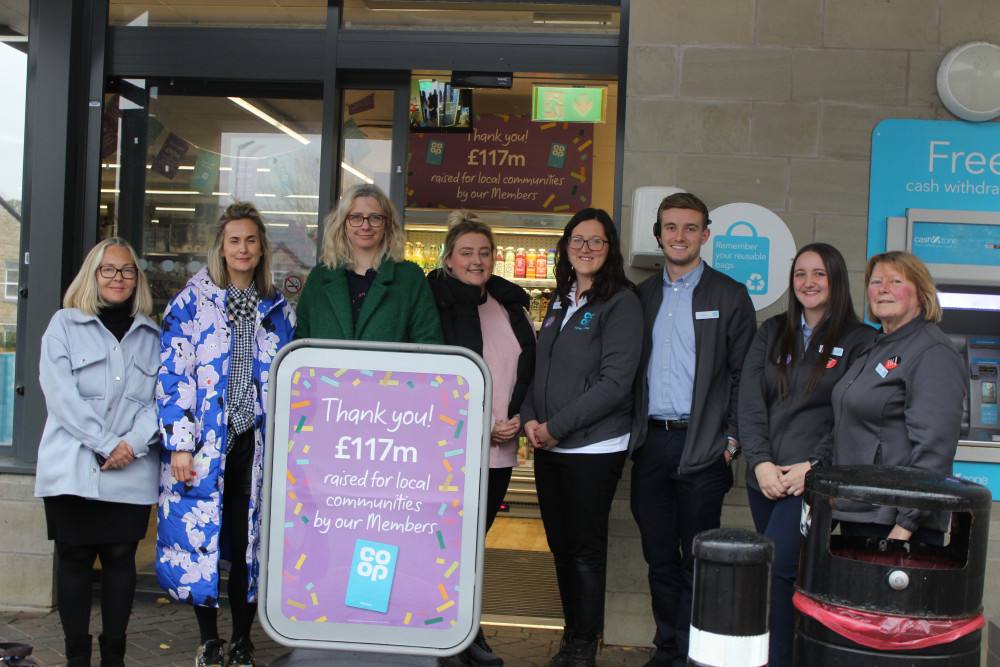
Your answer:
[485,466,513,533]
[630,430,733,667]
[534,447,626,642]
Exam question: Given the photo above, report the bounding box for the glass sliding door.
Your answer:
[99,81,323,313]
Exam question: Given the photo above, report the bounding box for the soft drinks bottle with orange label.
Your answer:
[526,249,537,279]
[535,252,548,280]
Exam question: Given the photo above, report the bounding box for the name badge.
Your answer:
[832,347,844,357]
[876,363,888,378]
[695,310,720,320]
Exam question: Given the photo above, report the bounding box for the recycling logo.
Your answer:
[746,273,766,293]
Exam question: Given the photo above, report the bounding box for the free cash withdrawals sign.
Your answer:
[260,341,490,656]
[407,114,594,214]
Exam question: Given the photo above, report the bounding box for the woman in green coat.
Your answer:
[295,184,443,344]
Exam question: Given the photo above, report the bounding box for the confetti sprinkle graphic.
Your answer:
[278,365,477,630]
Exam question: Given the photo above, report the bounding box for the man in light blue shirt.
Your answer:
[630,192,756,667]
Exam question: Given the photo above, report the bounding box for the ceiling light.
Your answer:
[532,13,612,25]
[229,97,311,145]
[341,162,374,184]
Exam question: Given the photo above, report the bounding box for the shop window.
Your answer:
[100,83,323,315]
[342,0,619,33]
[3,261,17,303]
[0,40,24,447]
[108,0,326,27]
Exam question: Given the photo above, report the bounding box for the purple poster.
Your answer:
[407,114,594,214]
[278,365,473,628]
[151,132,191,180]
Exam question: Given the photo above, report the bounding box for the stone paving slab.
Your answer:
[0,599,655,666]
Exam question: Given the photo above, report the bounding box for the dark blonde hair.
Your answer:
[865,251,942,323]
[441,210,495,278]
[63,237,153,317]
[206,201,275,298]
[320,184,405,271]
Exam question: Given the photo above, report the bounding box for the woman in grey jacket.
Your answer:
[816,251,966,543]
[34,238,160,667]
[523,208,642,667]
[738,243,875,667]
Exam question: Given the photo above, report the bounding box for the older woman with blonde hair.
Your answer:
[156,201,296,667]
[35,237,159,667]
[813,250,965,544]
[295,183,442,343]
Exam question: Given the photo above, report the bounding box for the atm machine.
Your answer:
[885,208,1000,494]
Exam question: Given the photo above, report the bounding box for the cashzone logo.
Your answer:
[913,235,960,245]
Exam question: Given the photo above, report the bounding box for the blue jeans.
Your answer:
[746,487,804,667]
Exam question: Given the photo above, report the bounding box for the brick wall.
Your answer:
[609,0,1000,648]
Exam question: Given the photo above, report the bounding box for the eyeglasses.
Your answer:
[98,265,138,280]
[569,236,608,251]
[347,213,388,228]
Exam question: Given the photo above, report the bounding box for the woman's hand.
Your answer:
[171,451,196,483]
[887,524,913,542]
[754,461,787,500]
[532,422,559,450]
[778,462,813,497]
[524,420,541,449]
[491,416,521,443]
[101,440,135,471]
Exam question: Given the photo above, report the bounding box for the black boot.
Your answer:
[97,634,125,667]
[64,634,92,667]
[545,628,573,667]
[569,636,598,667]
[459,626,503,666]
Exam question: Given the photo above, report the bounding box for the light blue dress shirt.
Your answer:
[647,261,705,420]
[801,313,814,350]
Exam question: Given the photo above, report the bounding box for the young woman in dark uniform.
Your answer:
[738,243,875,667]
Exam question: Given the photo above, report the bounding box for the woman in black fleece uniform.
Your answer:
[522,208,642,667]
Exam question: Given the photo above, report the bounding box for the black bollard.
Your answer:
[688,528,775,667]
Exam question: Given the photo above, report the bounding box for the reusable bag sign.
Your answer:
[713,221,769,294]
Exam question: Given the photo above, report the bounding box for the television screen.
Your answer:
[409,78,473,133]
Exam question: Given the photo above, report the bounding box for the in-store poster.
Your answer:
[869,119,1000,257]
[407,114,594,214]
[275,364,475,630]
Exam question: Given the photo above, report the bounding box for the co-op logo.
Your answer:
[357,546,393,581]
[913,235,959,246]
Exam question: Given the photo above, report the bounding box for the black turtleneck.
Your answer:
[98,301,134,342]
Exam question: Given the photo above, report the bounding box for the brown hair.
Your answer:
[440,210,495,278]
[206,201,275,298]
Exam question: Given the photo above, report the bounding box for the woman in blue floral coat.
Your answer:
[156,202,295,667]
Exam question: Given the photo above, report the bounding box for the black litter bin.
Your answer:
[794,465,992,666]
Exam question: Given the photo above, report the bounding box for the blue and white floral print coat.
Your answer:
[155,267,295,607]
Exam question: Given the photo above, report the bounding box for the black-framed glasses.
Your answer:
[98,265,138,280]
[569,236,608,251]
[347,213,388,228]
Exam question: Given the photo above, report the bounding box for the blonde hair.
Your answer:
[206,201,275,298]
[63,237,153,317]
[441,210,495,278]
[865,251,942,323]
[320,184,405,271]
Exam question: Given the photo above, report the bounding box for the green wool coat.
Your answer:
[294,256,444,344]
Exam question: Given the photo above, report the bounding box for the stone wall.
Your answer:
[609,0,1000,649]
[0,474,55,612]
